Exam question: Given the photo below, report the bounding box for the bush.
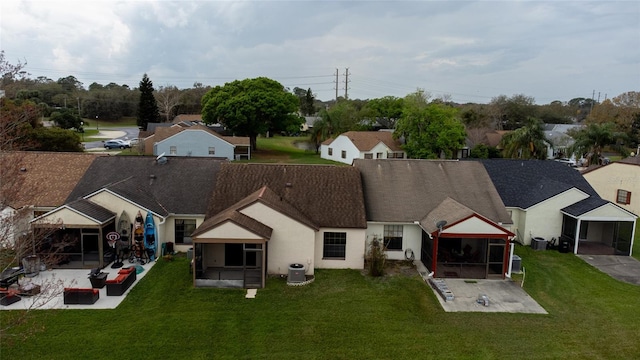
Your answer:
[366,236,387,277]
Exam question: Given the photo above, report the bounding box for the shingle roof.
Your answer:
[1,151,102,209]
[192,206,273,239]
[561,197,610,217]
[354,159,512,225]
[618,156,640,166]
[67,199,116,224]
[66,156,223,215]
[158,124,250,146]
[172,114,203,123]
[207,163,367,228]
[420,197,477,233]
[325,131,404,151]
[479,159,600,209]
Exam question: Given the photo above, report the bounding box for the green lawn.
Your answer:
[249,136,342,164]
[3,247,639,359]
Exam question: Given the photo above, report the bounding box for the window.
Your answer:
[323,232,346,259]
[341,150,346,159]
[617,189,631,205]
[170,146,177,155]
[175,219,197,244]
[208,147,215,155]
[376,152,383,159]
[364,153,373,159]
[328,148,333,156]
[384,225,403,250]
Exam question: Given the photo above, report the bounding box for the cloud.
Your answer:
[1,0,638,103]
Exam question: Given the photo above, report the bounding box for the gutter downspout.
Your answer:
[573,218,581,255]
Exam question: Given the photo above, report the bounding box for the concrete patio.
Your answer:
[577,255,640,286]
[1,261,155,310]
[415,260,547,314]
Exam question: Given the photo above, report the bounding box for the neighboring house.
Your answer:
[191,163,367,288]
[0,151,102,245]
[144,124,250,160]
[583,156,640,218]
[480,159,637,256]
[301,116,320,132]
[172,114,203,124]
[543,124,583,160]
[354,159,515,279]
[320,131,406,164]
[31,156,224,268]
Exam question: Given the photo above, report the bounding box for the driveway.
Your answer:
[577,255,640,285]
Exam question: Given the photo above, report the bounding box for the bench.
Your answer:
[106,267,136,296]
[63,288,100,305]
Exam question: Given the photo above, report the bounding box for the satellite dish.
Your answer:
[436,220,447,229]
[156,153,166,161]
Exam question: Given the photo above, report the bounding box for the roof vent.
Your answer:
[20,167,27,172]
[157,156,168,165]
[285,182,292,188]
[150,174,157,179]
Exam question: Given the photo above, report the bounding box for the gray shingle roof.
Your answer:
[478,159,600,209]
[354,159,512,225]
[561,197,610,217]
[67,199,116,224]
[207,163,367,229]
[66,156,223,215]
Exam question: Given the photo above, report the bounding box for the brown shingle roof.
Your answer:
[172,114,202,123]
[420,197,476,233]
[207,163,367,228]
[1,151,101,209]
[192,206,273,239]
[326,131,403,151]
[354,159,513,225]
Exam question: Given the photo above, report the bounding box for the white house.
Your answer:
[191,163,367,288]
[320,131,406,164]
[481,159,637,256]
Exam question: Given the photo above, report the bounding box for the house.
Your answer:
[479,159,637,256]
[543,123,583,160]
[143,124,250,160]
[31,156,224,268]
[354,159,515,279]
[320,131,406,164]
[191,163,367,288]
[582,156,640,218]
[301,116,320,132]
[0,151,102,245]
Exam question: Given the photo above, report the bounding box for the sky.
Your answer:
[1,0,639,104]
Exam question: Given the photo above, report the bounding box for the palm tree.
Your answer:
[499,118,551,159]
[567,122,628,166]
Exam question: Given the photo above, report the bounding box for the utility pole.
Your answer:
[344,68,350,99]
[334,68,339,101]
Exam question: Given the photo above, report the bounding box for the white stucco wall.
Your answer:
[320,135,361,164]
[314,227,366,269]
[584,163,640,216]
[239,202,316,275]
[155,130,236,160]
[520,189,589,245]
[365,223,421,261]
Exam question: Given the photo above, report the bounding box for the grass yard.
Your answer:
[250,136,341,165]
[2,246,639,359]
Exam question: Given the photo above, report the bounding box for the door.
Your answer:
[487,239,505,279]
[243,244,263,288]
[82,233,100,267]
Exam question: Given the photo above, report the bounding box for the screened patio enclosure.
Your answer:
[422,234,511,279]
[193,240,266,288]
[561,215,637,256]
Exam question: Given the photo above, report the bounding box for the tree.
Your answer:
[489,94,537,130]
[137,74,160,131]
[499,118,551,159]
[50,108,82,129]
[201,77,301,150]
[155,85,182,122]
[567,122,629,166]
[394,89,466,159]
[363,96,403,129]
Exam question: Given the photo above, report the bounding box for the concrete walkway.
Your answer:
[577,255,640,286]
[414,261,547,313]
